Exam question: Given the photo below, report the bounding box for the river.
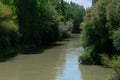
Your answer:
[0,34,113,80]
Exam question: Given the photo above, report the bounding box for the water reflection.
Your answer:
[56,48,82,80]
[55,34,84,80]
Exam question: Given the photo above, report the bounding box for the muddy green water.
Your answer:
[0,34,113,80]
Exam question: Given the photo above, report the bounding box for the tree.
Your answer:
[65,2,85,33]
[80,0,114,64]
[15,0,40,44]
[92,0,98,4]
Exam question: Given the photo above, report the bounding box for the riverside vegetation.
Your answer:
[80,0,120,79]
[0,0,85,61]
[1,0,120,79]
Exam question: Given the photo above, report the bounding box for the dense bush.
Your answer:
[80,0,120,79]
[112,28,120,51]
[101,54,120,68]
[106,0,120,51]
[59,20,73,40]
[0,3,20,59]
[80,0,120,64]
[80,49,94,64]
[39,3,61,45]
[80,0,111,64]
[0,3,20,48]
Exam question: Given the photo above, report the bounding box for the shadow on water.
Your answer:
[0,37,69,62]
[0,52,19,62]
[21,42,64,55]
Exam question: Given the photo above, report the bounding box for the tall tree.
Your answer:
[92,0,98,4]
[80,0,119,64]
[15,0,40,44]
[61,0,65,16]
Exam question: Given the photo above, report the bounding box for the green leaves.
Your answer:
[0,3,20,50]
[64,2,85,33]
[112,28,120,51]
[0,3,12,20]
[106,0,120,51]
[80,0,120,64]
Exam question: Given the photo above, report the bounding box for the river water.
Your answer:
[0,34,113,80]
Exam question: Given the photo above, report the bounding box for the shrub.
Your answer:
[80,0,118,65]
[101,55,120,69]
[0,3,20,59]
[80,49,94,65]
[112,28,120,51]
[0,2,12,20]
[59,20,73,40]
[60,15,65,22]
[0,20,20,48]
[40,3,61,45]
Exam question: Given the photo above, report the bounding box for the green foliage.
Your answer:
[101,54,120,80]
[92,0,98,4]
[15,0,40,44]
[0,0,82,60]
[101,54,112,67]
[81,0,115,64]
[80,47,102,65]
[80,49,94,65]
[99,53,120,80]
[0,0,17,19]
[37,2,61,45]
[59,20,73,40]
[101,54,120,69]
[80,0,120,65]
[60,15,65,22]
[80,0,120,79]
[61,0,65,16]
[106,0,120,32]
[0,3,20,48]
[65,2,85,33]
[112,28,120,51]
[106,0,120,51]
[0,3,20,59]
[0,2,12,20]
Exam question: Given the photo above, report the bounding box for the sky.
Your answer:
[64,0,92,9]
